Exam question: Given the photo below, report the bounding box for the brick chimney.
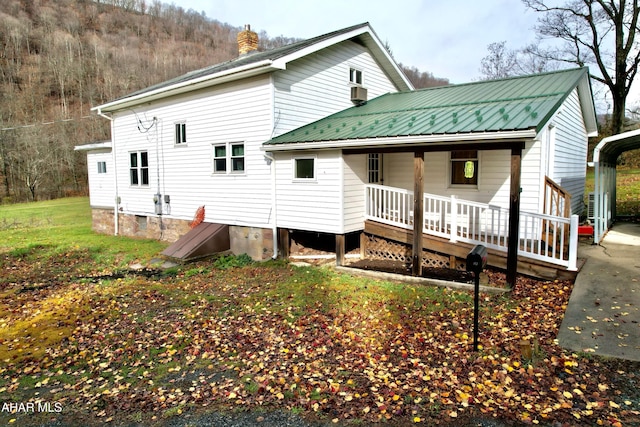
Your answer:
[237,24,259,56]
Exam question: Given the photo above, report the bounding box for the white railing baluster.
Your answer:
[364,184,576,269]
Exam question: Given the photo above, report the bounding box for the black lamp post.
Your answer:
[466,245,487,352]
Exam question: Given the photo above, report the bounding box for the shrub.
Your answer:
[213,253,253,269]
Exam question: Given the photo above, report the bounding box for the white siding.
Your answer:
[520,140,544,214]
[384,150,516,209]
[86,149,114,208]
[273,40,399,136]
[110,75,274,227]
[343,154,367,232]
[549,89,588,214]
[275,150,343,233]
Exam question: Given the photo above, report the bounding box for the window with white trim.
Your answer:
[450,150,478,186]
[349,67,363,86]
[130,151,149,186]
[97,161,107,174]
[212,142,245,174]
[293,156,315,180]
[175,122,187,145]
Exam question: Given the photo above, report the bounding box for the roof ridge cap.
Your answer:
[409,67,587,94]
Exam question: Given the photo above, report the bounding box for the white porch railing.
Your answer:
[365,184,578,270]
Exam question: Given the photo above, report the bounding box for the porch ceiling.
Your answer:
[264,67,595,150]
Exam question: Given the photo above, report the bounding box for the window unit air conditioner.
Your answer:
[587,192,595,222]
[350,86,367,105]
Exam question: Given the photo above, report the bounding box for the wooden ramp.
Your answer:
[162,222,230,261]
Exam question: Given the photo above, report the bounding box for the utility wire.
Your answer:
[0,115,95,132]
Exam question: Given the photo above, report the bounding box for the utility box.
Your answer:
[153,193,163,215]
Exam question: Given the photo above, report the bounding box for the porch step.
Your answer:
[161,222,230,261]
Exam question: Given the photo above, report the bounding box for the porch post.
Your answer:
[412,151,424,276]
[506,146,522,286]
[278,228,290,259]
[335,234,345,266]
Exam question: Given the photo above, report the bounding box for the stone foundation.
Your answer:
[91,208,273,260]
[91,208,192,242]
[91,208,115,235]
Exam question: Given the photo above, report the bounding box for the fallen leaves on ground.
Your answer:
[0,253,639,426]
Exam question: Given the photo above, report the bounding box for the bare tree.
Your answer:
[479,41,561,80]
[523,0,640,134]
[480,41,519,80]
[399,64,449,88]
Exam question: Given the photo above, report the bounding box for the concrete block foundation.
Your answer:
[229,226,274,260]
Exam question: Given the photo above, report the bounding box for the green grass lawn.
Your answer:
[0,197,167,268]
[585,167,640,217]
[0,198,638,426]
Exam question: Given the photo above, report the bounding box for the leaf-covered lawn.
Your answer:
[1,251,638,426]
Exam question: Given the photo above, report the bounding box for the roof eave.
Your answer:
[576,69,598,136]
[92,60,280,112]
[74,141,112,151]
[262,129,537,152]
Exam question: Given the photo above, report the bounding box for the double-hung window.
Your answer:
[175,122,187,145]
[97,161,107,174]
[450,150,478,186]
[349,67,363,86]
[130,151,149,186]
[212,142,245,174]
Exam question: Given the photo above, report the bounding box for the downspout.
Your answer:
[96,108,119,236]
[264,151,278,259]
[266,73,278,259]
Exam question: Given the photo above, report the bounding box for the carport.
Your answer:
[592,128,640,243]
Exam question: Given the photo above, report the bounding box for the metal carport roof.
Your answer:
[592,128,640,242]
[594,128,640,164]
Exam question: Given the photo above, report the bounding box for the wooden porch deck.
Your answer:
[363,220,583,281]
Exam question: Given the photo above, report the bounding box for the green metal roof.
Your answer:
[264,67,596,149]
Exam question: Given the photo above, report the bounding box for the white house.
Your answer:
[82,22,412,257]
[81,23,597,281]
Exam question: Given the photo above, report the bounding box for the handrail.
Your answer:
[364,184,578,269]
[544,176,571,218]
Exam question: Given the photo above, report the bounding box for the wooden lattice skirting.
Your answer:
[363,233,466,270]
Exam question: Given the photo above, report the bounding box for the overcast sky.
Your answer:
[178,0,540,84]
[174,0,640,110]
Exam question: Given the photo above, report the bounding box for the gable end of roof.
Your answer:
[92,22,412,113]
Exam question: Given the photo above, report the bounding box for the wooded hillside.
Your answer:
[0,0,448,203]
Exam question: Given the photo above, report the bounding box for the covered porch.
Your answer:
[263,68,596,284]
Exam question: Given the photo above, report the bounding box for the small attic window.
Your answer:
[175,122,187,145]
[349,68,363,86]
